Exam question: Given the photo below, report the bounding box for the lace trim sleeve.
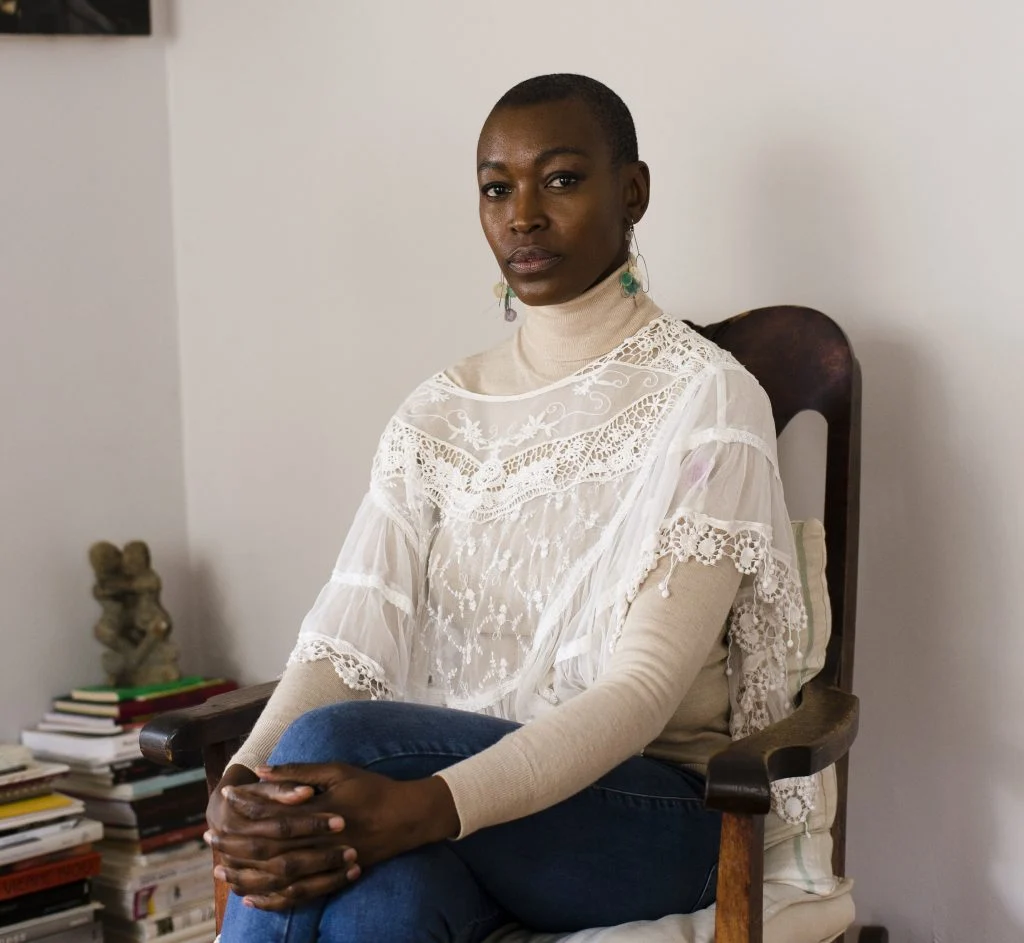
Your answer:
[621,510,814,824]
[287,636,392,701]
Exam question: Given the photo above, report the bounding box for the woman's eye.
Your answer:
[547,173,579,189]
[481,183,511,199]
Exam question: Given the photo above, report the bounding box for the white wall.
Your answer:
[0,23,190,737]
[164,2,1024,940]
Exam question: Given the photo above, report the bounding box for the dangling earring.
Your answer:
[619,223,650,298]
[493,273,518,322]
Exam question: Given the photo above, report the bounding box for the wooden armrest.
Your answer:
[704,680,859,815]
[139,681,279,770]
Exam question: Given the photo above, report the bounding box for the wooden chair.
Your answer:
[141,306,888,942]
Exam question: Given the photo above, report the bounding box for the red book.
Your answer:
[0,843,94,876]
[0,851,101,901]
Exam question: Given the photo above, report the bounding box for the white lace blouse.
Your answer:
[279,294,807,835]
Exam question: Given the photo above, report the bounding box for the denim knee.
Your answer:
[267,700,378,766]
[319,846,503,943]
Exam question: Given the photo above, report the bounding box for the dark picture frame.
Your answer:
[0,0,151,35]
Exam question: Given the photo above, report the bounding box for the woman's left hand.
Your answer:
[211,762,460,910]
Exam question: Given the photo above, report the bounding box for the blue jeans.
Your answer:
[220,702,720,943]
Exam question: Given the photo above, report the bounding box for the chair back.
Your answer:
[698,306,861,693]
[697,306,862,874]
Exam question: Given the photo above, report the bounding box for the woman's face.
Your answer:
[477,99,650,307]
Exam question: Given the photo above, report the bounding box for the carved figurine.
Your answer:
[89,540,181,688]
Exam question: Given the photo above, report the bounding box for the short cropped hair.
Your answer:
[492,74,638,166]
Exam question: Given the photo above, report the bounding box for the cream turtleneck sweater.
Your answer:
[445,265,657,394]
[229,266,739,838]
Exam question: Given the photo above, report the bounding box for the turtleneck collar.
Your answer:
[517,262,662,367]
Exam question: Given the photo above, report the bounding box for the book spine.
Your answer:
[137,824,208,855]
[0,842,94,876]
[0,793,76,822]
[0,879,90,929]
[135,810,207,839]
[130,782,209,820]
[0,904,98,943]
[0,853,101,902]
[0,783,55,806]
[99,855,211,892]
[0,820,103,870]
[94,872,212,921]
[137,901,215,940]
[50,702,118,719]
[20,730,141,763]
[82,783,207,825]
[106,760,162,784]
[70,676,207,703]
[39,922,103,943]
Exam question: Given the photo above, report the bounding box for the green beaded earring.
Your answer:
[619,223,649,299]
[493,274,518,322]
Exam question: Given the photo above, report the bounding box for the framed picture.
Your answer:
[0,0,151,35]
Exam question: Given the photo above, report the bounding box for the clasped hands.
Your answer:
[204,763,460,911]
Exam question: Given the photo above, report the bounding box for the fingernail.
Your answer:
[346,865,361,881]
[329,816,345,831]
[220,786,233,798]
[255,765,272,774]
[203,830,213,844]
[343,848,357,863]
[243,897,255,908]
[213,867,226,880]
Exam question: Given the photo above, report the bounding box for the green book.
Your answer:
[69,676,209,704]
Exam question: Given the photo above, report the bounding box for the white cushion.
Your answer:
[482,879,854,943]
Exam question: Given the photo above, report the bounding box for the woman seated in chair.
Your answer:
[210,73,805,943]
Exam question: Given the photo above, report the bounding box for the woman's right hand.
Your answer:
[205,764,359,907]
[207,763,333,838]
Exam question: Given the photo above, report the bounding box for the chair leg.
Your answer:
[858,928,889,943]
[714,813,765,943]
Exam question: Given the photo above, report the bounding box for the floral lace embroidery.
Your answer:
[380,320,732,513]
[376,387,685,523]
[289,637,391,700]
[771,776,819,826]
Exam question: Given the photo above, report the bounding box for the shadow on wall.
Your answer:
[848,334,1022,941]
[739,138,1022,938]
[186,557,234,682]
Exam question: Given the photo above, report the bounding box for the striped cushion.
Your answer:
[763,518,840,896]
[789,518,831,700]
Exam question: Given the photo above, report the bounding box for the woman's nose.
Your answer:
[511,189,546,234]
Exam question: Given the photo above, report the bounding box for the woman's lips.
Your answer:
[507,248,562,275]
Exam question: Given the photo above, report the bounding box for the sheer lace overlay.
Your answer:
[290,317,815,822]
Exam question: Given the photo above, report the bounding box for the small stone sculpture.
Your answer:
[89,540,181,688]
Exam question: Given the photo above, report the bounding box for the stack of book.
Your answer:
[20,678,237,943]
[0,745,104,943]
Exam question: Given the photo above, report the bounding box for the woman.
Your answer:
[209,73,804,942]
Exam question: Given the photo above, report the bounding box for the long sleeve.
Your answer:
[227,659,369,773]
[436,555,741,838]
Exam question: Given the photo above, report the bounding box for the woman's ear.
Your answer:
[623,160,651,226]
